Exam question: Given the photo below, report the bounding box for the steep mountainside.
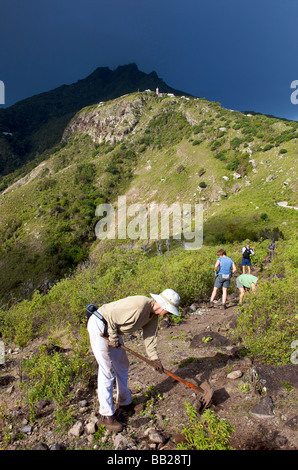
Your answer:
[0,91,297,305]
[0,64,187,180]
[0,89,297,453]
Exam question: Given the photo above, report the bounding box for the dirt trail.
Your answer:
[124,297,297,450]
[0,290,297,450]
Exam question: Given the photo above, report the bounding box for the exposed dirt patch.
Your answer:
[0,299,297,451]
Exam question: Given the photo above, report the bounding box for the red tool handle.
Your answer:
[101,334,204,393]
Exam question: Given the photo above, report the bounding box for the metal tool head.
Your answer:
[195,381,213,412]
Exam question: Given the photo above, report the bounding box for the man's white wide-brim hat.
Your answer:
[150,288,180,316]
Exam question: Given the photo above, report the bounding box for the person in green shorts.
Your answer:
[236,274,258,304]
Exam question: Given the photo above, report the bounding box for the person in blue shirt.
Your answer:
[208,249,237,309]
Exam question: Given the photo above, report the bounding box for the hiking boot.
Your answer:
[206,301,214,308]
[119,402,135,414]
[97,414,123,433]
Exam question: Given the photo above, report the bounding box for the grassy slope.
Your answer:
[0,93,297,359]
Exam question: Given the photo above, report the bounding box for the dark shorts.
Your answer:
[214,273,231,289]
[241,258,251,266]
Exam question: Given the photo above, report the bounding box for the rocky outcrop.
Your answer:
[63,97,144,146]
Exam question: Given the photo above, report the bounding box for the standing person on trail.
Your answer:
[86,289,180,433]
[268,240,277,261]
[236,274,258,304]
[241,242,255,274]
[208,249,237,309]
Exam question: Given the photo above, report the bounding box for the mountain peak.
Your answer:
[0,64,188,177]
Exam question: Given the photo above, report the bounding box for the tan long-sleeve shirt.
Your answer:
[99,295,159,360]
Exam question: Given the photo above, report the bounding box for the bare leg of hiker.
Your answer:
[238,287,245,304]
[222,287,228,306]
[210,286,218,303]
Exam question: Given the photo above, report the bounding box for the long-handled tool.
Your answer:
[103,336,213,410]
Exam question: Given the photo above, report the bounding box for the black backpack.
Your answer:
[243,247,251,259]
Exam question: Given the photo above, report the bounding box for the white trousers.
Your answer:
[87,314,132,416]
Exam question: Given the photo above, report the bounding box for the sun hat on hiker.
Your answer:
[150,289,180,316]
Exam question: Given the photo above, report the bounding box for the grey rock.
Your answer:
[21,424,33,434]
[284,415,298,430]
[113,433,137,450]
[144,428,166,444]
[227,370,242,380]
[85,421,96,435]
[148,432,167,444]
[50,443,66,450]
[250,396,274,418]
[35,399,49,410]
[277,436,288,446]
[78,399,88,407]
[32,442,49,450]
[68,420,84,437]
[187,303,197,313]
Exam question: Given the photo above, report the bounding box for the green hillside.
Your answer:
[0,64,187,179]
[0,91,297,365]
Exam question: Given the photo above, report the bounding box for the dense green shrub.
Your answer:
[230,137,243,150]
[236,239,298,366]
[0,246,216,345]
[21,326,93,423]
[145,111,191,148]
[177,403,234,450]
[74,162,96,185]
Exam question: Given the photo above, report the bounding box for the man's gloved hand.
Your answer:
[151,359,164,373]
[108,337,120,348]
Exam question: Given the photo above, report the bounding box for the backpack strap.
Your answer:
[86,304,108,336]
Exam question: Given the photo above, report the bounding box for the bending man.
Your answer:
[236,273,258,304]
[87,289,180,432]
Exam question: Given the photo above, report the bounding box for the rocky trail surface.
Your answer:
[0,287,297,452]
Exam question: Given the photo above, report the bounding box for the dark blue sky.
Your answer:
[1,0,298,120]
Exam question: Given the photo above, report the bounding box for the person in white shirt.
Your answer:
[241,243,255,274]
